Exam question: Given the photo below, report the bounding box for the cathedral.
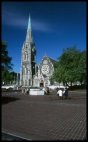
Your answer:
[20,16,56,88]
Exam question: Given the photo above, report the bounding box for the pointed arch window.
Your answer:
[24,52,28,61]
[26,54,27,60]
[25,68,26,74]
[22,67,25,74]
[24,53,26,60]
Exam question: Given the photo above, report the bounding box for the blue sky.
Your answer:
[2,2,86,73]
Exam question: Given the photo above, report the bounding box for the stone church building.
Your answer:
[20,16,56,88]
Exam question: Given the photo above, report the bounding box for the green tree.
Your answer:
[10,71,17,83]
[1,41,13,71]
[1,41,13,84]
[76,51,86,84]
[52,46,86,86]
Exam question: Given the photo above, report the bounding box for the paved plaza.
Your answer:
[2,90,86,140]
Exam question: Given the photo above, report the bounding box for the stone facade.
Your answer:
[20,16,36,87]
[33,56,56,87]
[20,16,56,88]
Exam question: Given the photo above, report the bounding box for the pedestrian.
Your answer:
[57,88,63,99]
[26,88,29,95]
[64,88,68,99]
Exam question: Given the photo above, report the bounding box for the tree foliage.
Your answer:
[52,46,86,86]
[2,71,17,85]
[1,41,14,84]
[1,41,13,71]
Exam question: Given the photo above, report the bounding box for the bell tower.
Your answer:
[20,15,36,87]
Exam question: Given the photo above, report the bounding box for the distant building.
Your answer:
[20,15,56,88]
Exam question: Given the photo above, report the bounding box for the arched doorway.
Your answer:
[40,80,44,87]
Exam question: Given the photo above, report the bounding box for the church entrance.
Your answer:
[40,80,44,87]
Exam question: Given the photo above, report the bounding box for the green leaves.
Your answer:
[1,41,13,71]
[1,41,14,84]
[2,71,17,85]
[52,46,86,85]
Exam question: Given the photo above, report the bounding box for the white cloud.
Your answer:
[2,11,53,33]
[32,20,52,32]
[2,11,27,28]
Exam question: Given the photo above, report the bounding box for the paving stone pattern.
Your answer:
[2,91,86,140]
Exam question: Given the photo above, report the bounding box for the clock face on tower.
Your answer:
[41,65,49,74]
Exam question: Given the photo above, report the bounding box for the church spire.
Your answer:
[25,14,32,43]
[27,14,31,32]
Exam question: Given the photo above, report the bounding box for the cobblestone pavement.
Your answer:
[2,91,87,140]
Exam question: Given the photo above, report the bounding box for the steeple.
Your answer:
[20,14,36,88]
[27,14,31,32]
[25,14,32,43]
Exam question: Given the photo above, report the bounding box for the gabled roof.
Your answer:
[36,56,57,68]
[48,57,56,64]
[42,55,56,64]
